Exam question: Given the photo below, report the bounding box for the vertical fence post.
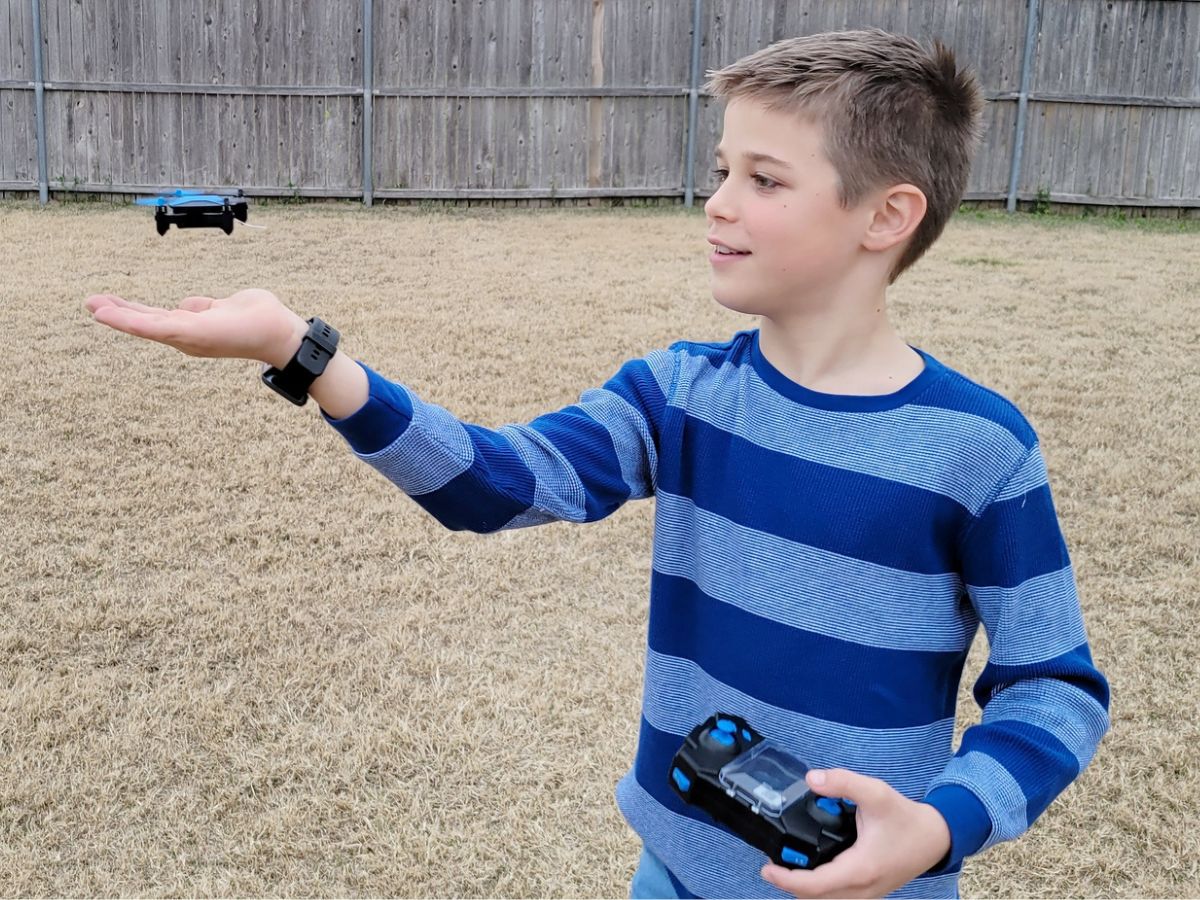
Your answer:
[683,0,704,207]
[30,0,49,204]
[1007,0,1041,212]
[362,0,374,206]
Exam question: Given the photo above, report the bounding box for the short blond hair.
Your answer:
[706,30,984,281]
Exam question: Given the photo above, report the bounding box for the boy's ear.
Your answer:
[861,184,927,253]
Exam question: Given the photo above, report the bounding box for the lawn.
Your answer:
[1,201,1197,896]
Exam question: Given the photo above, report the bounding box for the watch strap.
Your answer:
[261,317,340,406]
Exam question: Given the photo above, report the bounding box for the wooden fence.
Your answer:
[1,0,1198,209]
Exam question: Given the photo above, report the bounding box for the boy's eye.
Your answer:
[711,168,728,184]
[753,174,778,189]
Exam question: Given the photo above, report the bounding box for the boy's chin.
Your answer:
[710,286,771,318]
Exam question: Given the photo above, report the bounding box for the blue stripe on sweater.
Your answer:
[670,344,1030,513]
[641,649,955,796]
[958,719,1078,824]
[928,749,1028,851]
[323,363,414,454]
[675,330,1036,439]
[974,645,1110,710]
[501,404,629,522]
[979,677,1109,771]
[606,356,671,443]
[649,572,967,728]
[527,404,634,518]
[408,424,534,532]
[967,567,1087,665]
[361,393,475,495]
[652,492,974,653]
[575,386,658,499]
[961,485,1071,587]
[915,373,1038,447]
[657,414,967,575]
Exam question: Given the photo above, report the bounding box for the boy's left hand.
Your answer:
[760,768,951,899]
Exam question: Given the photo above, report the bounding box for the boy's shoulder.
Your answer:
[916,349,1040,451]
[665,329,755,362]
[661,330,1039,448]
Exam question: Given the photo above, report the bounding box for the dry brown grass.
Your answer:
[1,200,1198,898]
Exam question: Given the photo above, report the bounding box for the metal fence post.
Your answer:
[683,0,704,206]
[30,0,49,204]
[362,0,374,206]
[1006,0,1041,212]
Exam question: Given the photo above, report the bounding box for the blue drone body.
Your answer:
[135,189,249,235]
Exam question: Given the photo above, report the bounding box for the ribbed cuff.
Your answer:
[321,362,414,454]
[921,784,993,872]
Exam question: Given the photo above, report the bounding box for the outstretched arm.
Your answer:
[85,290,368,419]
[85,290,673,532]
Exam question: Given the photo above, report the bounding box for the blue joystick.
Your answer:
[805,792,853,830]
[697,724,738,754]
[816,797,843,816]
[709,727,735,747]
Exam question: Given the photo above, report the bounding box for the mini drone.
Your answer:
[135,189,249,235]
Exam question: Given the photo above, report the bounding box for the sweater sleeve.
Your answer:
[320,349,678,532]
[921,443,1110,870]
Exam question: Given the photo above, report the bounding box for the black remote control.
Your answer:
[669,713,857,869]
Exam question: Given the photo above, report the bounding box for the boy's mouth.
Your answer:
[709,239,751,264]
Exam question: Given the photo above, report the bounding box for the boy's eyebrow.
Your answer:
[713,146,793,169]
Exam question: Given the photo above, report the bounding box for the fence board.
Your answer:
[2,0,30,80]
[0,89,32,180]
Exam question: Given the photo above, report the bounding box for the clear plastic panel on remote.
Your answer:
[718,740,811,817]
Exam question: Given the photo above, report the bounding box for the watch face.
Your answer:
[260,321,337,405]
[261,367,309,406]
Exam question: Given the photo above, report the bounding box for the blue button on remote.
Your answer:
[709,728,735,747]
[781,847,810,867]
[816,797,842,816]
[672,767,691,792]
[716,718,737,733]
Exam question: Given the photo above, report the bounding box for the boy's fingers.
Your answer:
[86,294,170,316]
[85,293,129,313]
[762,851,866,898]
[92,304,184,344]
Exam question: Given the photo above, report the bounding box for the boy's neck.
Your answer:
[757,288,924,397]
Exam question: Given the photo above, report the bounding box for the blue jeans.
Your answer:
[630,846,682,899]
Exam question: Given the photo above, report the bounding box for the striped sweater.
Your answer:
[323,328,1109,899]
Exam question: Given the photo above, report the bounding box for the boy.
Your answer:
[86,29,1109,900]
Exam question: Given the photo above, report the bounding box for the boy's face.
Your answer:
[705,99,873,317]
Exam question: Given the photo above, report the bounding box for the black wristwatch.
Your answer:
[261,317,340,406]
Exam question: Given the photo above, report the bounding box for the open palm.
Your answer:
[84,289,305,367]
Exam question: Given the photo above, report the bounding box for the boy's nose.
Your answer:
[704,181,736,222]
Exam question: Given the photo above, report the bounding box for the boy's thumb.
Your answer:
[807,767,878,806]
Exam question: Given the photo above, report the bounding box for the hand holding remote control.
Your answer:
[759,766,952,899]
[671,714,951,897]
[669,714,856,870]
